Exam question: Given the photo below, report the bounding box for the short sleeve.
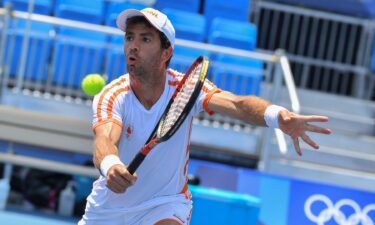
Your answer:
[92,77,129,130]
[191,79,221,116]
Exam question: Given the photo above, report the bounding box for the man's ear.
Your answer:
[162,46,173,64]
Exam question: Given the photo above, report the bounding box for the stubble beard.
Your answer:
[127,58,161,83]
[127,64,144,78]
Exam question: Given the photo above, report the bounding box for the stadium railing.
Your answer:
[251,1,374,100]
[0,105,98,178]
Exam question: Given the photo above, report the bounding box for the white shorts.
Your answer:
[78,201,192,225]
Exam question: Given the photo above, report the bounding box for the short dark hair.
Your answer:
[126,16,172,67]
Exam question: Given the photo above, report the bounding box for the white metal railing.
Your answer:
[252,1,373,99]
[279,52,300,113]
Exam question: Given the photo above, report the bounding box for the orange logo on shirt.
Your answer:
[125,124,133,139]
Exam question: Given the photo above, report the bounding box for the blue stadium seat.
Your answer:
[170,46,210,73]
[211,54,263,96]
[54,0,104,24]
[203,0,251,24]
[105,1,147,27]
[155,0,200,13]
[105,36,126,82]
[208,18,257,51]
[52,27,107,88]
[3,0,53,15]
[4,19,53,81]
[162,8,206,42]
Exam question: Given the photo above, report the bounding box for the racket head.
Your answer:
[156,55,209,141]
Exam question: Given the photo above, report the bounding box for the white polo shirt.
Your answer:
[85,69,219,214]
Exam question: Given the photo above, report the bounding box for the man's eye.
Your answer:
[125,36,133,41]
[144,37,151,42]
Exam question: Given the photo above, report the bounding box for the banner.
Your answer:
[287,179,375,225]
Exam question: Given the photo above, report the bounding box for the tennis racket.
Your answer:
[127,55,209,175]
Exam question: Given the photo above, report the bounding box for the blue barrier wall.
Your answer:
[189,159,375,225]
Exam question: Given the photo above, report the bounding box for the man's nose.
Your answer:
[128,40,139,52]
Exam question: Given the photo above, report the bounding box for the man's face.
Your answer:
[124,22,165,77]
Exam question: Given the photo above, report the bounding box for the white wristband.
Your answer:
[100,155,124,177]
[264,105,287,128]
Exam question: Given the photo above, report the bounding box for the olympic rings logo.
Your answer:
[304,194,375,225]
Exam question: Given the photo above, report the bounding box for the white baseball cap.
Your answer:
[116,8,175,48]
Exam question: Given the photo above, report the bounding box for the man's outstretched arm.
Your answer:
[207,91,332,155]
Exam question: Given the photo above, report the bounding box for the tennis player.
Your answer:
[78,8,331,225]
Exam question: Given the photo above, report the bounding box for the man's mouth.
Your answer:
[127,55,137,64]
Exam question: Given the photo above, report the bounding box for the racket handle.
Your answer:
[127,152,145,175]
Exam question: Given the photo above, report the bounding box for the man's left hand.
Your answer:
[278,110,332,156]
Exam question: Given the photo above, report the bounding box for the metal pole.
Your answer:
[15,0,34,91]
[258,56,284,171]
[258,49,298,170]
[0,4,12,102]
[3,143,14,180]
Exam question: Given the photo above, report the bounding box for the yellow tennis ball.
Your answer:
[81,74,106,96]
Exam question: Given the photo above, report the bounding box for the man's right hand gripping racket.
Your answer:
[127,55,209,175]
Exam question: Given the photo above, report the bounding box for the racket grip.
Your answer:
[127,152,145,175]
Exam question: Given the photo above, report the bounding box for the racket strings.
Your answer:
[158,63,202,137]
